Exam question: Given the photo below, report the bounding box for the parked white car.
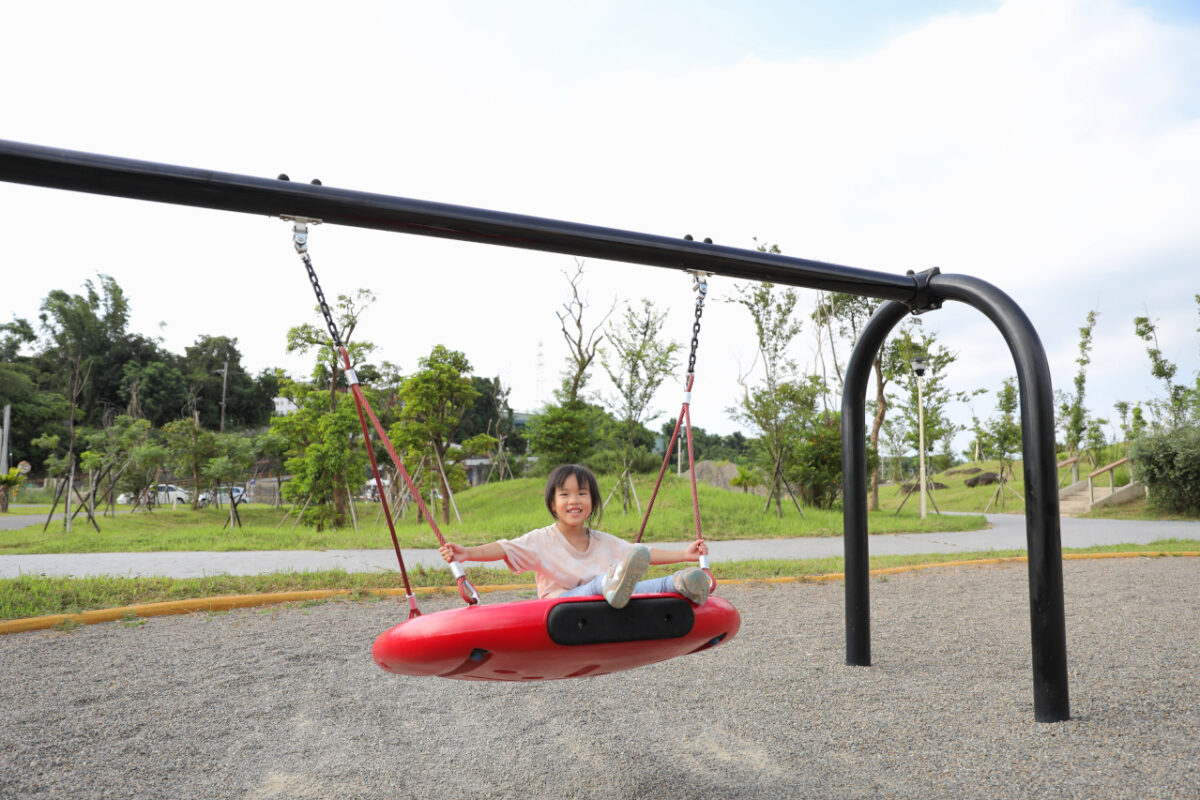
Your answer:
[198,486,246,508]
[117,484,191,505]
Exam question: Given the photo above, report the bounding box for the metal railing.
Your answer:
[1057,456,1080,488]
[1089,457,1132,505]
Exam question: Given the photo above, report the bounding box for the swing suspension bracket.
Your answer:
[283,215,321,250]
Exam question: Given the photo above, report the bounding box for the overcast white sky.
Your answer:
[3,0,1198,450]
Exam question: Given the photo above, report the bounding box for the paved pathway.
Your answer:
[1,513,1195,579]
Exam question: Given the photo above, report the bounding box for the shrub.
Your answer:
[1132,425,1200,516]
[788,413,844,510]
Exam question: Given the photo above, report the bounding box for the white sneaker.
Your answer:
[672,567,711,605]
[602,545,651,609]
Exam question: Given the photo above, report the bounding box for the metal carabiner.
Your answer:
[693,273,709,308]
[292,220,308,255]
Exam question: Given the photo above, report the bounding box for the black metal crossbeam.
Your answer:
[0,139,918,300]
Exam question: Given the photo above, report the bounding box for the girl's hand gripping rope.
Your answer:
[439,543,480,605]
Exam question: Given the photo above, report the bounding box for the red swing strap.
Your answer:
[634,273,715,592]
[291,218,480,615]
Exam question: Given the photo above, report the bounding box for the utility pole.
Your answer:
[1,404,10,473]
[910,355,930,520]
[218,355,229,434]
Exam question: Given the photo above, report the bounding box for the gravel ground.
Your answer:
[1,557,1196,800]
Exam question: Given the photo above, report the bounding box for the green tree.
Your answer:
[988,378,1022,508]
[458,375,525,460]
[285,288,379,521]
[78,415,153,513]
[889,326,964,474]
[1058,310,1098,458]
[125,442,170,511]
[122,360,190,426]
[183,335,274,431]
[0,467,25,512]
[811,292,909,509]
[271,385,367,530]
[601,299,680,511]
[525,401,612,470]
[202,433,256,528]
[389,345,495,523]
[658,421,753,464]
[36,275,165,428]
[253,429,290,507]
[729,465,762,494]
[162,419,220,509]
[554,261,615,405]
[789,411,846,509]
[728,265,822,514]
[0,317,66,474]
[880,417,907,482]
[1133,310,1190,428]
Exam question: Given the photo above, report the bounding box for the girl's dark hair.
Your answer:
[544,464,602,525]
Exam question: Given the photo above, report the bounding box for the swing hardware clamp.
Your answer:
[906,266,943,315]
[282,216,323,255]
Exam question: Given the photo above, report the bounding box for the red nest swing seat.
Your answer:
[373,591,741,681]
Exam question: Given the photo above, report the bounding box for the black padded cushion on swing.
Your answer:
[546,596,695,646]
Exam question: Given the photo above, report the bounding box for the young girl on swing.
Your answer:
[439,464,711,608]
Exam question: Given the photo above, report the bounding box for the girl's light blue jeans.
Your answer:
[560,573,676,598]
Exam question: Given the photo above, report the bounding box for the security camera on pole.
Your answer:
[909,355,930,520]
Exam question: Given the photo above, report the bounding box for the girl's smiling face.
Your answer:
[552,473,593,530]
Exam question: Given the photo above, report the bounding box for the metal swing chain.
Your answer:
[686,271,708,377]
[682,271,711,583]
[285,216,480,611]
[634,269,714,589]
[291,219,343,350]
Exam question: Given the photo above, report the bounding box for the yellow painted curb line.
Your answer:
[2,551,1195,635]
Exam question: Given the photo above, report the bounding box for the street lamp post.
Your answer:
[910,355,930,520]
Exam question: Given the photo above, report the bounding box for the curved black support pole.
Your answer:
[928,274,1069,723]
[841,300,911,668]
[840,276,1070,723]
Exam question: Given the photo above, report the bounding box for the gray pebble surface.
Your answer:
[1,557,1196,799]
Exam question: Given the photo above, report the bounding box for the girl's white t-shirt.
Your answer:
[499,524,635,599]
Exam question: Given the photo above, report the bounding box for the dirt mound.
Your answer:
[965,472,1002,487]
[693,460,739,490]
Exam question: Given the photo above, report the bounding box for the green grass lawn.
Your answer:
[0,475,987,554]
[873,457,1145,515]
[2,540,1195,621]
[1080,496,1197,521]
